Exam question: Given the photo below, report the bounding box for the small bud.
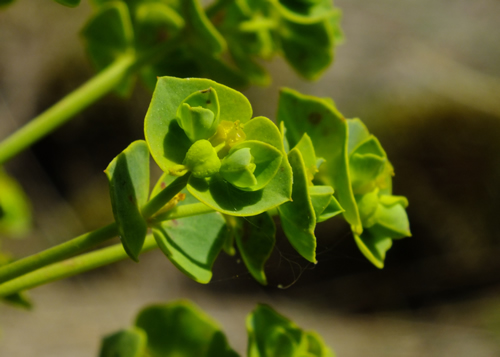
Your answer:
[220,141,282,191]
[183,140,221,178]
[176,87,220,142]
[220,147,258,189]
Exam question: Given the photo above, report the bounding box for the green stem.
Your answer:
[0,202,215,297]
[0,223,118,284]
[0,235,158,298]
[0,54,136,164]
[0,175,190,285]
[141,174,191,218]
[148,202,215,224]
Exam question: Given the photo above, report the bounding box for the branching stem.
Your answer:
[0,175,198,286]
[0,235,158,298]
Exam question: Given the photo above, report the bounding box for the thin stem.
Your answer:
[141,174,191,219]
[0,201,214,297]
[0,176,190,284]
[0,235,158,298]
[148,202,215,224]
[0,223,118,284]
[0,54,136,164]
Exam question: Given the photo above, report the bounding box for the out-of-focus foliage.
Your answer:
[98,301,334,357]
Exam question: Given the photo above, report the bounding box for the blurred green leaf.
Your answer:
[272,0,336,24]
[247,304,334,357]
[294,133,318,182]
[99,328,147,357]
[369,198,411,239]
[134,2,184,52]
[346,118,370,155]
[105,140,150,262]
[0,168,31,237]
[354,230,393,269]
[135,301,239,357]
[234,213,275,285]
[316,193,343,223]
[0,0,16,7]
[279,18,335,80]
[308,187,333,214]
[81,2,135,96]
[279,149,317,263]
[277,88,361,234]
[183,0,226,55]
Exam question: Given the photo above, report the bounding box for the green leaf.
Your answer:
[0,0,16,7]
[188,117,292,216]
[215,1,275,86]
[183,0,226,55]
[317,194,343,223]
[347,118,370,156]
[234,213,276,285]
[354,230,393,269]
[278,149,317,263]
[152,202,227,283]
[134,2,184,52]
[190,48,250,89]
[176,87,220,143]
[279,19,335,80]
[99,328,147,357]
[135,301,239,357]
[81,2,135,96]
[183,140,221,178]
[229,47,271,86]
[349,152,386,194]
[355,189,380,228]
[305,331,335,357]
[145,77,252,174]
[369,198,411,239]
[247,304,334,357]
[277,88,362,234]
[294,133,319,182]
[309,185,337,221]
[272,0,337,24]
[54,0,80,7]
[0,168,31,237]
[105,140,150,262]
[220,141,282,191]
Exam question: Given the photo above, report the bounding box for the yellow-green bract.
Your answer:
[145,77,292,217]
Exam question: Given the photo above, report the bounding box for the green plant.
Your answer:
[99,301,334,357]
[0,0,342,164]
[0,0,410,354]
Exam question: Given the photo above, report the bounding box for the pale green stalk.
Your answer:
[0,201,216,297]
[0,235,158,298]
[0,54,136,164]
[0,175,194,284]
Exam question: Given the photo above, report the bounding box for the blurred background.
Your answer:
[1,0,500,356]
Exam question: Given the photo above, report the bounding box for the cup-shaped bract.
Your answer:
[220,141,282,191]
[176,87,220,143]
[182,140,221,178]
[145,77,252,176]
